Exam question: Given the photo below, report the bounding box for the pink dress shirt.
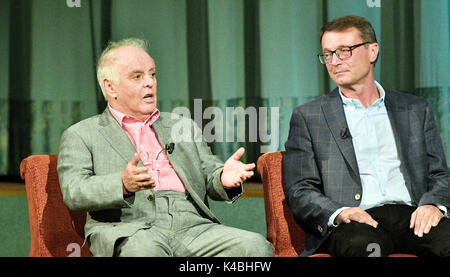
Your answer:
[108,105,186,194]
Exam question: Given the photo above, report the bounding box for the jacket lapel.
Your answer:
[384,90,411,185]
[322,88,360,178]
[152,114,196,194]
[98,108,137,164]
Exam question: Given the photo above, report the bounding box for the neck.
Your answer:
[339,76,379,108]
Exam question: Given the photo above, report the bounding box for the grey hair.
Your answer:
[96,38,150,99]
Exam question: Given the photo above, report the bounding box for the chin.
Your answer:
[147,106,157,114]
[333,76,352,87]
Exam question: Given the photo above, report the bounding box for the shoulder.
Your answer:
[60,113,107,146]
[384,89,430,111]
[293,88,339,116]
[63,114,102,134]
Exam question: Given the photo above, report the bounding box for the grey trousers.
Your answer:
[114,191,274,257]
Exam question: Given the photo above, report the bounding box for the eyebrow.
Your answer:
[128,67,156,76]
[323,45,352,52]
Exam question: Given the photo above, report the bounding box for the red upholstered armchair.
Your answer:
[257,151,328,257]
[257,151,416,257]
[20,155,91,257]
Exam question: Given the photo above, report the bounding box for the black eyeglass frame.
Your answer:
[318,42,371,64]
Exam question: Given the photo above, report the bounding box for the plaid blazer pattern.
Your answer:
[283,88,449,256]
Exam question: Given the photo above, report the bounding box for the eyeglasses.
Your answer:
[318,42,371,64]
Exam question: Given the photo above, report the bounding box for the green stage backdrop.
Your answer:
[0,0,449,175]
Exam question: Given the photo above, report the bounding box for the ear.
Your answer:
[102,78,118,100]
[369,43,379,64]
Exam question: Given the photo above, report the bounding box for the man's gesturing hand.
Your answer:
[122,152,156,193]
[410,205,443,237]
[335,207,378,228]
[221,147,255,189]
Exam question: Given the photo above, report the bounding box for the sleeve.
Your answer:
[283,108,343,237]
[57,126,134,212]
[417,101,450,209]
[190,117,243,203]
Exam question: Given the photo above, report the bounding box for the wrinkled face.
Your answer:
[321,27,378,88]
[106,46,157,121]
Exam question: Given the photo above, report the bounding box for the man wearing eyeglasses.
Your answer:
[283,15,449,257]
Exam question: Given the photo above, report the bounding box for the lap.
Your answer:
[322,204,450,257]
[179,223,273,257]
[115,194,274,257]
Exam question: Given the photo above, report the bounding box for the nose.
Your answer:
[330,52,340,65]
[144,73,155,88]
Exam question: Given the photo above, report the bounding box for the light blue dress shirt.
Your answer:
[328,81,447,227]
[328,81,414,226]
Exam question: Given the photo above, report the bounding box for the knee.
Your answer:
[330,223,393,257]
[235,232,274,257]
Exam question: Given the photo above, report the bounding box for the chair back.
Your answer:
[20,155,91,257]
[257,151,306,257]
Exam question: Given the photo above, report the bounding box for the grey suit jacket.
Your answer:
[283,88,449,256]
[57,108,242,257]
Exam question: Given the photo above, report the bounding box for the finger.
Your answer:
[431,214,441,227]
[133,166,149,175]
[410,210,417,229]
[352,211,378,228]
[135,178,156,189]
[130,152,140,166]
[361,217,378,228]
[339,215,351,224]
[417,217,428,237]
[369,218,378,228]
[139,180,156,189]
[133,173,152,182]
[244,163,256,170]
[232,147,245,161]
[414,211,424,237]
[423,218,433,235]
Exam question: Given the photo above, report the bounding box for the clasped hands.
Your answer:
[122,147,254,193]
[335,205,444,237]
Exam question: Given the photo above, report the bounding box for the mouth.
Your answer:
[334,70,349,76]
[143,93,155,102]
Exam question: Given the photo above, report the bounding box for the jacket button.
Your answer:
[147,194,154,201]
[144,222,151,227]
[354,193,361,201]
[317,225,323,233]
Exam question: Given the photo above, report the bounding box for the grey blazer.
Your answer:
[283,88,449,256]
[57,108,242,257]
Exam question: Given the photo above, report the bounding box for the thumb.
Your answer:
[130,152,140,166]
[232,147,245,161]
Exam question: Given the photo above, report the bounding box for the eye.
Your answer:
[323,52,332,58]
[134,74,142,80]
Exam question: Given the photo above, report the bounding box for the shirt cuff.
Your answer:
[328,207,350,227]
[436,205,449,218]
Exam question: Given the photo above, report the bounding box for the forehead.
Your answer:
[114,46,155,72]
[321,27,362,50]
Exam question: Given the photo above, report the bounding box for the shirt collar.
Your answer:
[108,104,160,127]
[339,80,385,108]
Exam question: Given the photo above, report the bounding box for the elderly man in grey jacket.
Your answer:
[57,38,274,257]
